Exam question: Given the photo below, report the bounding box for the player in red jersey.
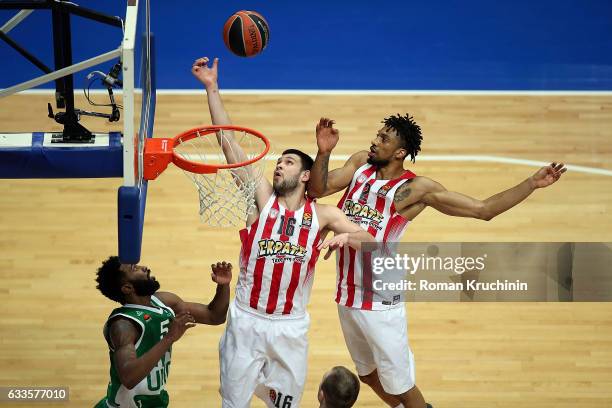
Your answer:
[192,58,375,408]
[308,116,566,408]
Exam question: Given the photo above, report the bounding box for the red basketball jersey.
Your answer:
[236,194,322,317]
[336,163,416,310]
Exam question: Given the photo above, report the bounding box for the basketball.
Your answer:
[223,10,269,57]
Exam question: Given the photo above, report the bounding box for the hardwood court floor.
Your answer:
[0,93,611,407]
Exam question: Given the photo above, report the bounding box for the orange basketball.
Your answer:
[223,10,270,57]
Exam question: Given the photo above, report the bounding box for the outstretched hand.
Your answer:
[192,57,219,88]
[317,232,350,260]
[211,261,232,285]
[165,312,196,343]
[530,162,567,189]
[316,117,339,154]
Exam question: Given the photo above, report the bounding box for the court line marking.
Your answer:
[13,89,612,96]
[9,90,611,176]
[267,154,612,177]
[186,152,612,176]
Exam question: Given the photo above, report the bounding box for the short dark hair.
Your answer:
[282,149,314,171]
[96,256,126,304]
[383,113,422,163]
[321,366,360,408]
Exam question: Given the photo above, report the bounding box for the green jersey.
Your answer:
[95,295,175,408]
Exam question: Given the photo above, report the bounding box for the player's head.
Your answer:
[95,256,160,304]
[367,113,422,166]
[318,366,360,408]
[273,149,314,196]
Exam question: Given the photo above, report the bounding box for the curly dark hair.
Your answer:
[95,256,126,304]
[382,113,423,163]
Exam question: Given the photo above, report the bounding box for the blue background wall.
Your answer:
[1,0,611,90]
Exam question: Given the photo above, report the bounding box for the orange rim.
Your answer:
[171,125,270,174]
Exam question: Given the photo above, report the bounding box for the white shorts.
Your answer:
[337,304,415,395]
[219,301,309,408]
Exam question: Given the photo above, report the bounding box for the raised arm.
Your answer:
[156,262,232,326]
[109,314,195,389]
[308,118,368,198]
[191,57,273,215]
[411,163,567,220]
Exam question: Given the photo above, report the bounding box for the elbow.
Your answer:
[119,374,138,390]
[306,185,323,199]
[476,203,494,221]
[210,312,227,326]
[123,382,137,391]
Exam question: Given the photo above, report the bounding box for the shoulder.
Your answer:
[392,176,444,206]
[411,176,445,192]
[349,150,369,166]
[107,316,141,347]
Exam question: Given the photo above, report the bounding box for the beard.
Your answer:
[367,156,390,167]
[130,277,160,296]
[273,174,300,196]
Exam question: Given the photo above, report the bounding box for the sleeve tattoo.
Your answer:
[393,180,414,203]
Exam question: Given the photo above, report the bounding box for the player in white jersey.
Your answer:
[191,57,375,408]
[308,116,566,408]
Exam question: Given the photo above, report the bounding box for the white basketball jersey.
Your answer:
[336,163,416,310]
[235,194,322,318]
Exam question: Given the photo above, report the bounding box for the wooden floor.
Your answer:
[0,93,611,407]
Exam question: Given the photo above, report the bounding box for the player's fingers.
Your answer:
[323,248,333,260]
[212,57,219,70]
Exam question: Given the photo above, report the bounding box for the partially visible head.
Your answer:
[95,256,160,304]
[272,149,314,196]
[367,113,422,167]
[318,366,360,408]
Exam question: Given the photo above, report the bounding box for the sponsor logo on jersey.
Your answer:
[377,183,392,198]
[269,208,279,219]
[144,314,151,321]
[343,200,384,224]
[257,239,307,258]
[301,212,312,229]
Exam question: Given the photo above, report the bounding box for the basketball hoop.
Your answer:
[143,125,271,226]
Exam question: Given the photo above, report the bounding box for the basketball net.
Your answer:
[173,128,269,226]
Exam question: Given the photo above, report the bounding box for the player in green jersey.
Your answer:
[94,257,232,408]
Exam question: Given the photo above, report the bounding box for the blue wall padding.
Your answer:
[2,1,611,90]
[117,182,147,264]
[0,132,123,178]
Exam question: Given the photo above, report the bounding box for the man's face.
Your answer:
[367,126,405,166]
[119,263,160,297]
[273,154,308,196]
